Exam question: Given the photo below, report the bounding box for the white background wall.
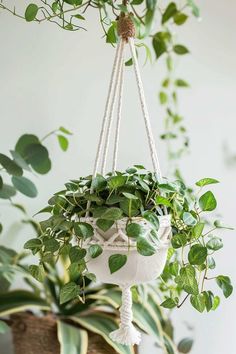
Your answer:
[0,0,235,353]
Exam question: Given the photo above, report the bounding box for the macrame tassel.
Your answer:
[109,285,141,346]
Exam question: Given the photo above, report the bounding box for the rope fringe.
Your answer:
[109,285,141,345]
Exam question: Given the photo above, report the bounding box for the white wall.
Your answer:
[0,1,235,353]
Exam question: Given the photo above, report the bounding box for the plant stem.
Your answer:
[177,293,189,308]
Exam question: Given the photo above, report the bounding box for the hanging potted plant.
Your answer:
[23,13,233,347]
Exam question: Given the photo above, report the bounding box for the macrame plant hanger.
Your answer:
[84,12,171,346]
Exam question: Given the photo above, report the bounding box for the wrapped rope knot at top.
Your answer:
[117,13,135,40]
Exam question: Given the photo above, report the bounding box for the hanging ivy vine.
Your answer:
[0,0,200,167]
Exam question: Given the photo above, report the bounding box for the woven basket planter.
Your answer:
[10,312,134,354]
[84,215,172,285]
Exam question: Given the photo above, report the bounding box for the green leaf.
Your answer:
[109,254,127,274]
[188,245,207,265]
[60,282,80,304]
[216,275,233,298]
[25,3,39,22]
[192,222,204,239]
[213,220,234,230]
[74,14,85,20]
[199,191,217,211]
[202,290,214,312]
[126,223,146,238]
[177,338,193,353]
[125,167,137,174]
[207,256,216,269]
[106,23,117,44]
[0,184,16,199]
[169,261,179,276]
[175,265,198,295]
[173,44,189,55]
[212,295,220,310]
[187,0,200,17]
[57,320,88,354]
[88,244,103,259]
[91,175,107,191]
[106,195,124,205]
[65,24,73,31]
[15,134,39,155]
[162,2,177,24]
[108,175,127,189]
[0,320,9,334]
[96,219,114,232]
[120,198,140,217]
[196,178,219,187]
[137,238,155,256]
[152,32,167,59]
[0,290,49,316]
[101,207,123,220]
[175,79,189,87]
[159,91,168,104]
[125,58,133,66]
[174,12,188,25]
[156,195,172,208]
[24,143,51,174]
[0,153,23,176]
[206,236,223,251]
[59,126,72,135]
[69,246,87,263]
[24,238,42,254]
[11,176,37,198]
[161,297,178,309]
[142,211,160,230]
[44,239,60,253]
[122,192,138,200]
[171,233,187,249]
[57,135,69,151]
[190,294,205,312]
[183,212,197,226]
[0,223,2,234]
[29,265,45,283]
[74,222,94,239]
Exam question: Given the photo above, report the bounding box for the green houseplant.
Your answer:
[26,166,233,315]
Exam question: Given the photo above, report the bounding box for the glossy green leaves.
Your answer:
[199,191,217,211]
[175,265,198,295]
[109,254,127,274]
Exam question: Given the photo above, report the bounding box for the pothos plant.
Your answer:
[25,165,233,314]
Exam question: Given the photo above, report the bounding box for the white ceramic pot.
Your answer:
[83,215,172,286]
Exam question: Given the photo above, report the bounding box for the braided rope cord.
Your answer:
[87,13,165,216]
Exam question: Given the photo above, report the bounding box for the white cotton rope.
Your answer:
[85,29,169,346]
[109,285,141,345]
[85,39,122,217]
[128,37,163,180]
[101,38,125,175]
[92,39,122,178]
[112,43,125,173]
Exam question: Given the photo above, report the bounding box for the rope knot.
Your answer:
[117,13,135,40]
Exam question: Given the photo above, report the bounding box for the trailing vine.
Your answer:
[0,0,200,168]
